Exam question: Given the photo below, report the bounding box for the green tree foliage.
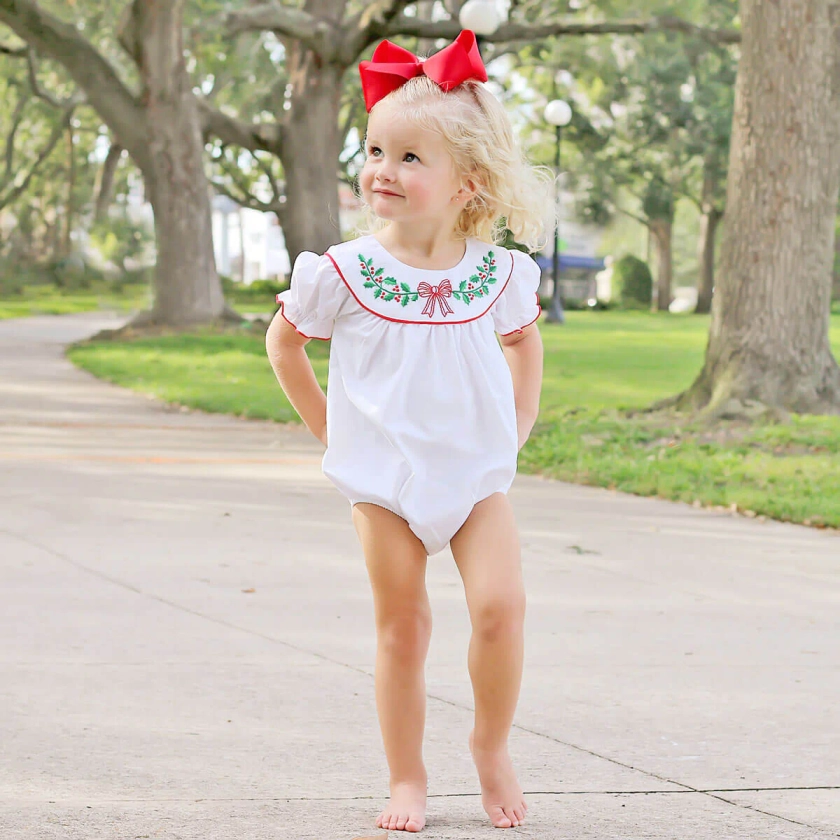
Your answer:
[513,0,737,309]
[612,253,653,308]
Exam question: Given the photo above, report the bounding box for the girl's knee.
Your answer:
[471,591,526,643]
[377,607,433,660]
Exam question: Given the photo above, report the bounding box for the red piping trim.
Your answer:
[276,299,331,341]
[499,294,542,336]
[326,249,514,326]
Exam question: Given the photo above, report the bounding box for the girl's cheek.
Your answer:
[359,166,374,195]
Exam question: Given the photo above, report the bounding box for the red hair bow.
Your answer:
[359,30,488,112]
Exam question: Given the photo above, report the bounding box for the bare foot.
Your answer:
[469,731,527,829]
[376,779,427,833]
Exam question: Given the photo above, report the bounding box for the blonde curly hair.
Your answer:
[358,75,554,253]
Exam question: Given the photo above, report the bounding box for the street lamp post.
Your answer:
[544,99,572,324]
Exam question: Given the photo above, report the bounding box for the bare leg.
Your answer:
[450,493,527,829]
[353,503,432,833]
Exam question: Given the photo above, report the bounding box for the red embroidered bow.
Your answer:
[418,280,454,318]
[359,30,488,112]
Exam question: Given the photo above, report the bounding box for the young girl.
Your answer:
[266,30,549,833]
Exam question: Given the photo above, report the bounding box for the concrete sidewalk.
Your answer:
[0,313,837,840]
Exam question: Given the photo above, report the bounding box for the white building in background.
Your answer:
[211,184,363,284]
[212,194,290,283]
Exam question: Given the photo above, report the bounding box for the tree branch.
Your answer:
[0,105,74,211]
[198,98,283,155]
[344,0,415,61]
[94,138,125,223]
[211,178,286,219]
[26,48,84,109]
[379,15,740,46]
[0,40,26,56]
[616,203,650,228]
[225,2,328,51]
[0,0,143,156]
[4,91,27,179]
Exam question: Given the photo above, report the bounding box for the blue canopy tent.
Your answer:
[534,254,607,306]
[534,254,606,273]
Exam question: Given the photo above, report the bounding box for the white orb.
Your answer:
[458,0,503,36]
[544,99,573,127]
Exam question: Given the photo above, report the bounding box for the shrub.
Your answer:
[247,278,288,296]
[612,255,652,309]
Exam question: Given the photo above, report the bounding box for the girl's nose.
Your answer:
[375,161,396,183]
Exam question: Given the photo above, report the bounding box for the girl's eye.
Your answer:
[368,146,382,157]
[404,153,419,163]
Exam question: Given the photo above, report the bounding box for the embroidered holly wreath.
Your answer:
[358,252,498,317]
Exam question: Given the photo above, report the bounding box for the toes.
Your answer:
[513,805,526,824]
[491,806,513,828]
[504,806,519,826]
[395,814,408,831]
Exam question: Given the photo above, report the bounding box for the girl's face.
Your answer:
[360,101,470,229]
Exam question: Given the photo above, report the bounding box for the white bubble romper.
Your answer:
[276,235,541,555]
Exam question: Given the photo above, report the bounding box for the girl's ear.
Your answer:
[456,173,481,203]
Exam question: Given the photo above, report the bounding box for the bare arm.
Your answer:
[265,311,328,445]
[499,323,543,450]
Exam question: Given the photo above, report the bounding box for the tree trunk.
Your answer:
[127,0,224,325]
[695,156,723,315]
[62,123,75,258]
[679,0,840,416]
[833,221,840,301]
[695,207,722,315]
[648,217,673,312]
[0,0,226,327]
[280,49,344,262]
[94,140,124,223]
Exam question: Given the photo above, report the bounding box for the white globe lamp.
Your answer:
[458,0,503,37]
[544,99,573,127]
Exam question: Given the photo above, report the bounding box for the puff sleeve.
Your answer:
[275,251,348,340]
[490,250,542,335]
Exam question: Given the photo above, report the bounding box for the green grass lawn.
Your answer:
[68,311,840,529]
[0,283,151,319]
[0,281,280,321]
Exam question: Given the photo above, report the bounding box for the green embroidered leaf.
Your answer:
[374,288,382,299]
[384,292,395,301]
[469,274,479,282]
[374,267,384,277]
[401,296,409,307]
[487,250,494,258]
[400,282,411,293]
[459,280,467,292]
[363,281,375,288]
